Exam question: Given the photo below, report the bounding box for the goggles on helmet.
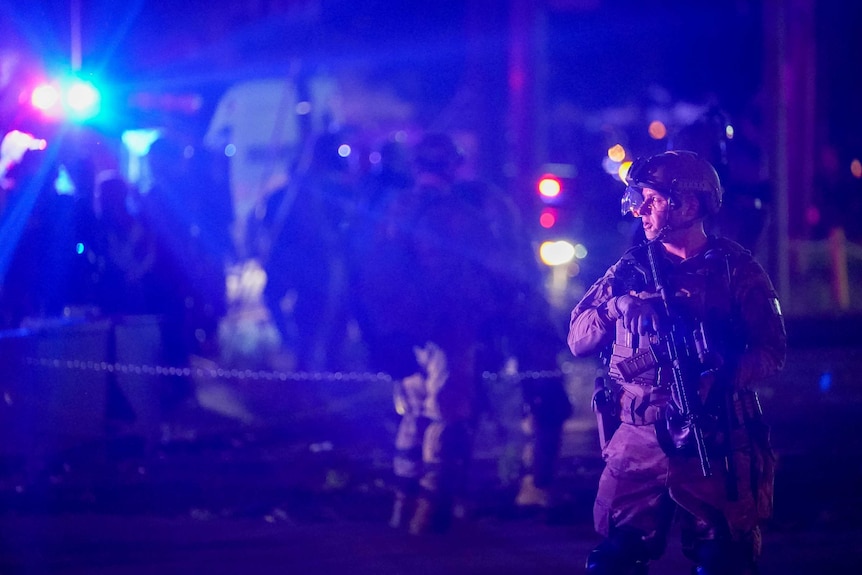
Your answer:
[620,185,674,217]
[620,185,644,216]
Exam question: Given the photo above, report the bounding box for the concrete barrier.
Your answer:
[0,316,163,473]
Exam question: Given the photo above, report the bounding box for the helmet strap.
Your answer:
[658,205,702,239]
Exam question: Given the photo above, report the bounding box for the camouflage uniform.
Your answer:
[385,182,498,534]
[569,235,785,573]
[366,134,498,535]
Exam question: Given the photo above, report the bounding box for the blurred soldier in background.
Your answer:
[365,131,571,534]
[348,138,414,372]
[670,107,771,255]
[92,171,156,315]
[66,155,101,311]
[569,151,785,574]
[359,132,497,534]
[0,151,76,325]
[458,177,572,512]
[254,131,358,372]
[140,136,232,414]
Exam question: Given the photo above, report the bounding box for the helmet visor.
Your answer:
[621,185,645,216]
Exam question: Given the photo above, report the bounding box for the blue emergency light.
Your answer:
[30,76,102,122]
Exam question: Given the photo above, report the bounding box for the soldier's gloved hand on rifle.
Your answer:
[612,294,662,337]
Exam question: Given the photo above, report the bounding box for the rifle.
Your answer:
[645,238,712,477]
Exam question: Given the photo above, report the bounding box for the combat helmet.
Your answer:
[621,150,722,217]
[413,132,463,178]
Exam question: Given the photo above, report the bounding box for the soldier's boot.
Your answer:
[515,415,563,509]
[409,420,470,535]
[515,473,551,508]
[691,540,759,575]
[585,533,651,575]
[585,549,649,575]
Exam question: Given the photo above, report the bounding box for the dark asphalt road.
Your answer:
[1,324,861,574]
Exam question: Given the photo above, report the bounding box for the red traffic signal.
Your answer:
[537,173,562,200]
[539,207,558,229]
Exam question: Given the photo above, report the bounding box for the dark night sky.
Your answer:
[545,2,764,112]
[1,1,859,157]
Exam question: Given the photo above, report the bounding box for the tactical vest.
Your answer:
[606,238,739,425]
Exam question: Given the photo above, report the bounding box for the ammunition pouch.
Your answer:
[731,389,775,520]
[616,345,662,382]
[730,388,764,428]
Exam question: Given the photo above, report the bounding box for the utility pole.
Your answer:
[71,0,82,71]
[507,0,546,213]
[763,0,816,314]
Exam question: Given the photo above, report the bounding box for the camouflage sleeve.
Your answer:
[732,256,787,389]
[567,263,623,357]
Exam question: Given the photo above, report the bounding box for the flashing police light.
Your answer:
[30,76,102,122]
[31,83,62,112]
[65,79,101,120]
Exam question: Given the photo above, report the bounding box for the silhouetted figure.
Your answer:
[671,107,770,255]
[140,136,233,412]
[256,131,358,372]
[92,171,156,315]
[348,139,415,372]
[66,155,101,310]
[361,132,500,535]
[459,178,572,511]
[0,157,76,325]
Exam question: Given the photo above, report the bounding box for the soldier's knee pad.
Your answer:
[585,538,650,575]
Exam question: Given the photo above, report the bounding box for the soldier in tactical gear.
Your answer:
[367,132,497,535]
[568,150,786,574]
[378,132,571,534]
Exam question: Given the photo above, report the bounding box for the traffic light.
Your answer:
[537,173,562,200]
[536,172,563,230]
[535,167,572,230]
[539,206,558,229]
[537,177,561,232]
